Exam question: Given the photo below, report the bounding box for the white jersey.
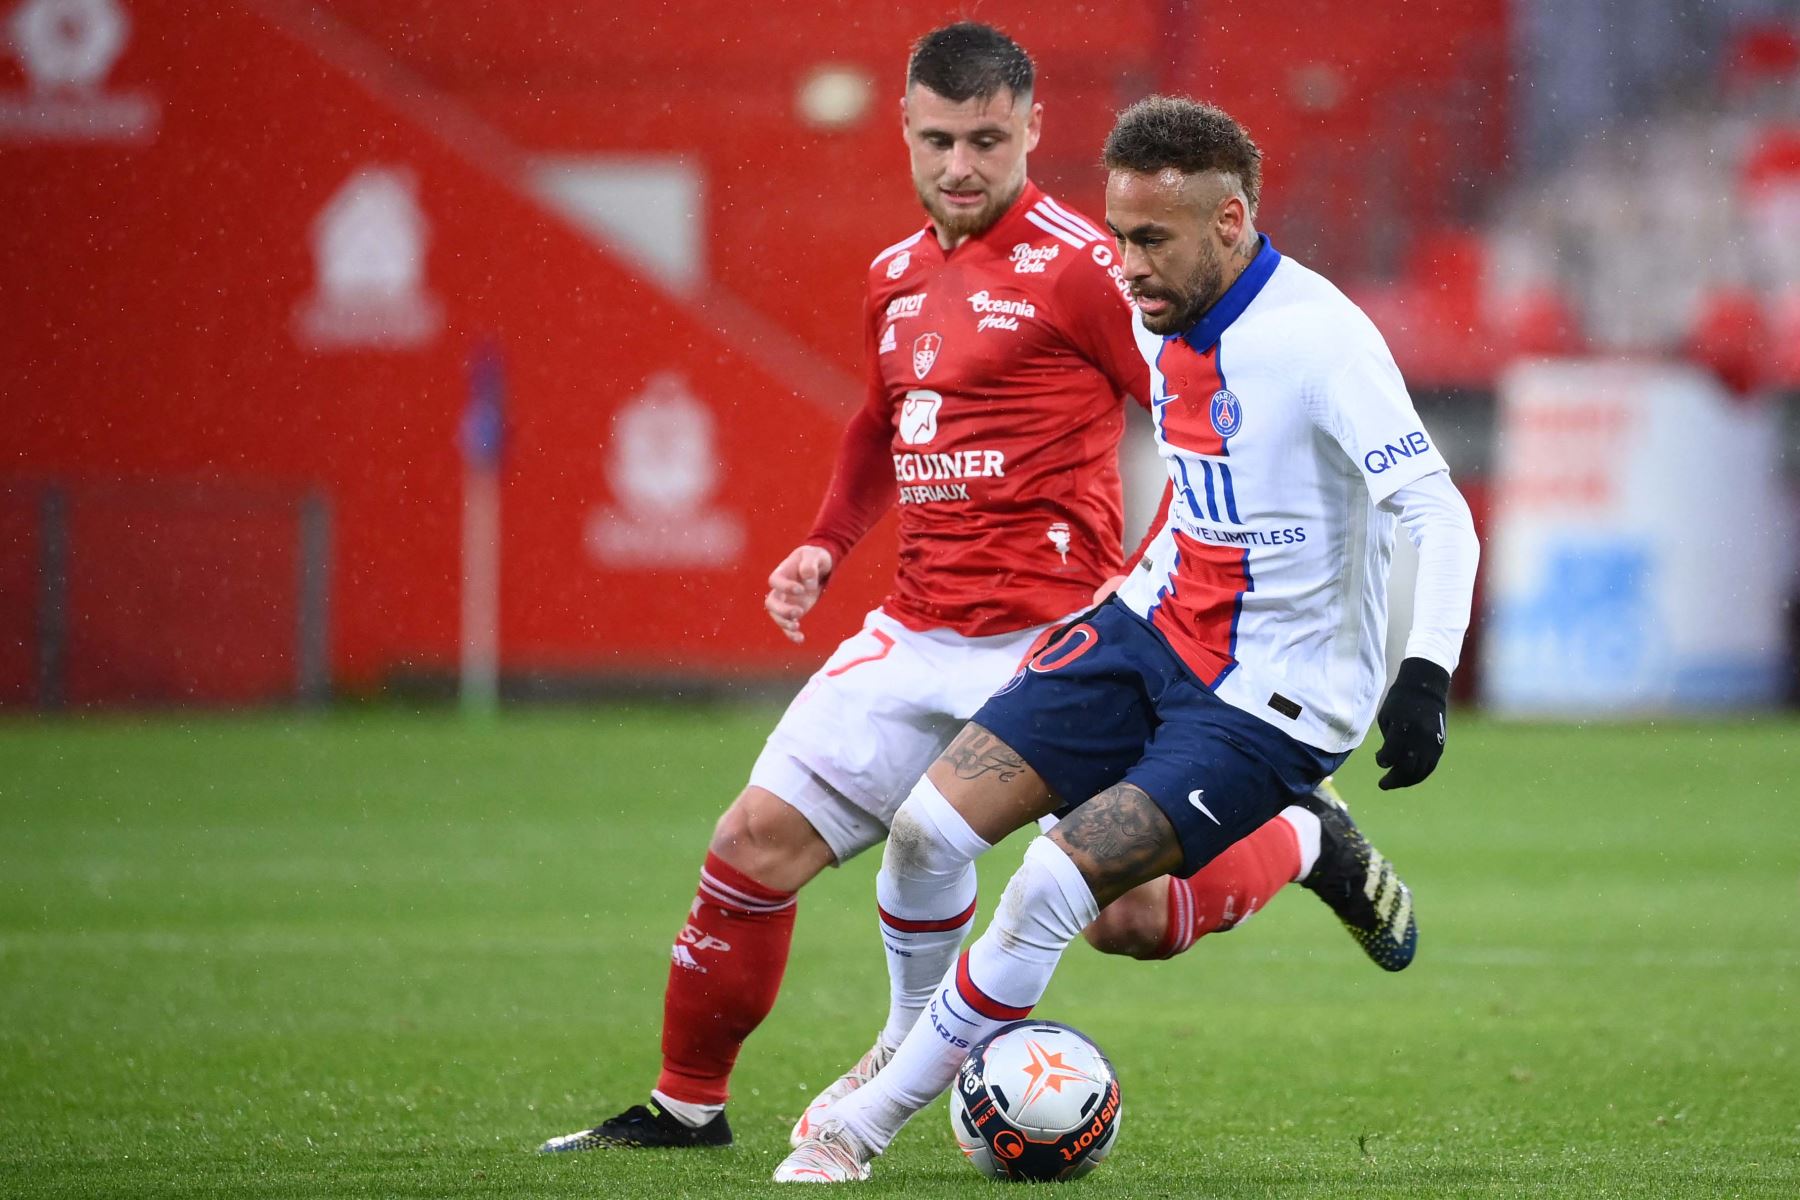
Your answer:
[1116,237,1449,753]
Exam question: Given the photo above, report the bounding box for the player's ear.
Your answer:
[900,93,911,141]
[1025,100,1043,153]
[1215,190,1249,248]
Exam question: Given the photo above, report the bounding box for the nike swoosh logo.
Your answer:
[1188,789,1220,825]
[1437,713,1446,746]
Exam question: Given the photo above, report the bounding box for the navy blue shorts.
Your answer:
[973,599,1347,876]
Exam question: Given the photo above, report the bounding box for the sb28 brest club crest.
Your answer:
[913,332,942,380]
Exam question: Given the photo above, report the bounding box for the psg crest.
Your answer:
[913,332,943,380]
[1210,389,1242,438]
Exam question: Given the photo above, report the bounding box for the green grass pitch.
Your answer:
[2,706,1797,1198]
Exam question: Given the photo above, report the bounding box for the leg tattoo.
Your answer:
[937,722,1032,785]
[1049,783,1184,907]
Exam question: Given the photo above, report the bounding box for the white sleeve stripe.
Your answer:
[870,230,925,267]
[1023,210,1088,248]
[1038,196,1106,242]
[1029,202,1097,245]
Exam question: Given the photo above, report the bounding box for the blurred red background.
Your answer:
[0,0,1538,706]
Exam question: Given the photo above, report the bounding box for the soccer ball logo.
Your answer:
[950,1020,1122,1181]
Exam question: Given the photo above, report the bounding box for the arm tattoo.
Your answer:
[1051,783,1182,895]
[940,723,1029,784]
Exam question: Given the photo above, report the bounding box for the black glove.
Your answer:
[1374,657,1451,790]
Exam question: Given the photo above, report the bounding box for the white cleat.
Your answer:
[789,1035,894,1148]
[772,1122,874,1183]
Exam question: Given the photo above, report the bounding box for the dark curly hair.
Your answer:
[907,22,1034,103]
[1102,96,1262,214]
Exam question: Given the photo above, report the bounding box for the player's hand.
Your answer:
[1090,574,1127,603]
[764,545,834,644]
[1374,657,1451,790]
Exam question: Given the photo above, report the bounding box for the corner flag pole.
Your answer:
[460,338,506,716]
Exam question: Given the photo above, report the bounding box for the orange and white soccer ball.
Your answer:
[950,1020,1122,1181]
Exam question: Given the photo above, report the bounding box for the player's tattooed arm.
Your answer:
[940,723,1031,784]
[1050,783,1184,905]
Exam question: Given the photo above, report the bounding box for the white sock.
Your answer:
[875,778,990,1049]
[1279,804,1322,880]
[649,1088,723,1128]
[837,837,1098,1154]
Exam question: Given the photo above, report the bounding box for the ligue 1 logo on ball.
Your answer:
[1210,388,1242,438]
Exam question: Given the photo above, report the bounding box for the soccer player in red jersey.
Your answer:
[540,25,1415,1155]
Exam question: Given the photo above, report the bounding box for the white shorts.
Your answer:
[748,607,1050,862]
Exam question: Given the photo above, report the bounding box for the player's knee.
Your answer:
[883,787,977,883]
[1083,894,1167,960]
[709,788,828,889]
[886,773,995,885]
[884,799,938,879]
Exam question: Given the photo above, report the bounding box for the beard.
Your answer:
[916,176,1023,243]
[1137,238,1226,336]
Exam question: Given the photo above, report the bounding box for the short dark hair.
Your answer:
[907,22,1034,104]
[1103,96,1263,214]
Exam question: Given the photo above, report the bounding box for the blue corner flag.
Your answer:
[462,338,506,470]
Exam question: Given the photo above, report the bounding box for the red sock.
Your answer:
[656,852,797,1105]
[1152,816,1300,959]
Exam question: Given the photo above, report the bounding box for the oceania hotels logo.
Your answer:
[967,290,1037,319]
[968,289,1036,333]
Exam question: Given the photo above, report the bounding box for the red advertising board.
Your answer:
[1,0,894,701]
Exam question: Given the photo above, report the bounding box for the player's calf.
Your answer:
[1082,878,1170,960]
[540,787,836,1152]
[790,780,985,1145]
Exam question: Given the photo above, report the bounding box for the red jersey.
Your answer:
[806,182,1149,636]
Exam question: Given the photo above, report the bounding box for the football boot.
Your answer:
[790,1034,894,1148]
[1297,778,1418,971]
[537,1099,732,1151]
[773,1122,874,1183]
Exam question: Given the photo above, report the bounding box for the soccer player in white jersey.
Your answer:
[538,31,1419,1157]
[774,95,1480,1182]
